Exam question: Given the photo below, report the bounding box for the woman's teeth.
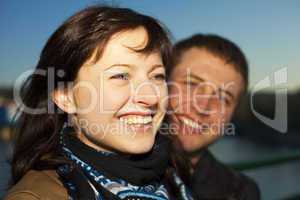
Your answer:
[181,117,202,129]
[119,115,153,125]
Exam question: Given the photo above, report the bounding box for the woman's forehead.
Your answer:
[109,27,149,52]
[85,27,161,64]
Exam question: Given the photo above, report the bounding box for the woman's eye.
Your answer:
[154,74,166,81]
[110,73,129,80]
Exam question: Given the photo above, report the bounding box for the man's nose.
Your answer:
[132,81,160,107]
[193,85,220,116]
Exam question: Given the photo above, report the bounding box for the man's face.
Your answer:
[168,48,244,152]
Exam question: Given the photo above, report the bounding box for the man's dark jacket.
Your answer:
[191,150,260,200]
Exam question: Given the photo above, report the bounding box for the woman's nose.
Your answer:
[132,81,160,107]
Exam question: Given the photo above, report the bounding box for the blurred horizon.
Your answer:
[0,0,299,90]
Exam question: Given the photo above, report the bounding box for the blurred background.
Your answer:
[0,0,299,199]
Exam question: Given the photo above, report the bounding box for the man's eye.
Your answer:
[219,94,231,105]
[183,80,198,86]
[224,98,232,105]
[110,73,129,80]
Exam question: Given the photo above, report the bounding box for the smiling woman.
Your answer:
[63,26,168,154]
[4,5,194,200]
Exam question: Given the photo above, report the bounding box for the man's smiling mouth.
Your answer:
[180,116,202,129]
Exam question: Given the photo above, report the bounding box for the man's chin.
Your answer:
[178,132,220,153]
[179,135,204,151]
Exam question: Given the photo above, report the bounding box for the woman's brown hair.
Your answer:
[10,5,174,185]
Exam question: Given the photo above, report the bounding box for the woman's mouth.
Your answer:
[120,115,152,124]
[119,115,153,133]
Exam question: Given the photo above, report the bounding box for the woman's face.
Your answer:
[69,27,168,154]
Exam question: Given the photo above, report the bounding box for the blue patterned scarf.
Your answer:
[57,126,194,200]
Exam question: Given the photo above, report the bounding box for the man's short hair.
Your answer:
[173,34,249,91]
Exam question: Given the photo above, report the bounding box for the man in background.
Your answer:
[168,34,260,199]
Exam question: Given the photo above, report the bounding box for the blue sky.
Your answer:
[0,0,299,89]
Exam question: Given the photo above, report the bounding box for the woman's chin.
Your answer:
[121,135,156,154]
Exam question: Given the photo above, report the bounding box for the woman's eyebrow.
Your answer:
[149,64,165,72]
[104,64,132,71]
[105,63,165,72]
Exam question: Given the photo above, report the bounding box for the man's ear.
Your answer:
[51,89,77,114]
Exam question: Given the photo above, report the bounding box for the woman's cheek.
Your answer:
[73,85,98,113]
[102,83,130,112]
[160,86,169,111]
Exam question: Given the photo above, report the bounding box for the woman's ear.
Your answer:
[51,89,77,114]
